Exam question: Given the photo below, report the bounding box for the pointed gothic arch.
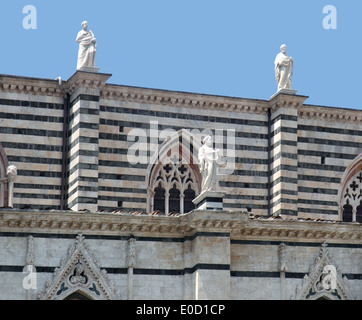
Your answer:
[291,242,353,300]
[146,129,202,215]
[338,153,362,223]
[37,234,117,300]
[64,291,93,300]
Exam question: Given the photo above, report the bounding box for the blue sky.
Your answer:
[1,1,361,109]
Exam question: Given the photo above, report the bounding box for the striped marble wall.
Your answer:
[0,75,64,210]
[297,105,362,220]
[0,72,361,219]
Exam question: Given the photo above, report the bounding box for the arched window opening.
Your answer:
[340,168,362,223]
[154,182,166,213]
[356,200,362,223]
[184,185,196,213]
[342,200,353,223]
[149,157,200,215]
[146,130,202,216]
[169,184,180,214]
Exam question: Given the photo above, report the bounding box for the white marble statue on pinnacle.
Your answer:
[274,44,294,92]
[76,21,97,71]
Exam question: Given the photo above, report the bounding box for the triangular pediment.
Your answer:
[37,234,117,300]
[292,242,353,300]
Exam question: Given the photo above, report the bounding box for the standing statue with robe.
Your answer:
[198,136,220,193]
[274,44,293,91]
[76,21,97,70]
[6,165,17,208]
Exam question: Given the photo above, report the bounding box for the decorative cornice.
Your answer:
[0,209,361,243]
[1,74,361,123]
[235,218,362,243]
[100,84,270,114]
[0,74,63,98]
[299,105,362,123]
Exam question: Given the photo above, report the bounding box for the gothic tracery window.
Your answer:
[149,157,200,215]
[341,170,362,223]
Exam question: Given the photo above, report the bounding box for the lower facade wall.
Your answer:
[132,275,184,300]
[0,230,361,300]
[231,277,282,300]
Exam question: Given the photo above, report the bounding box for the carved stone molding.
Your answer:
[0,75,63,97]
[127,237,136,268]
[37,234,118,300]
[0,209,361,243]
[100,84,269,115]
[25,235,35,266]
[299,105,362,123]
[278,243,288,272]
[233,218,362,243]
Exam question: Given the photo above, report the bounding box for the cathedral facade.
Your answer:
[0,70,361,300]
